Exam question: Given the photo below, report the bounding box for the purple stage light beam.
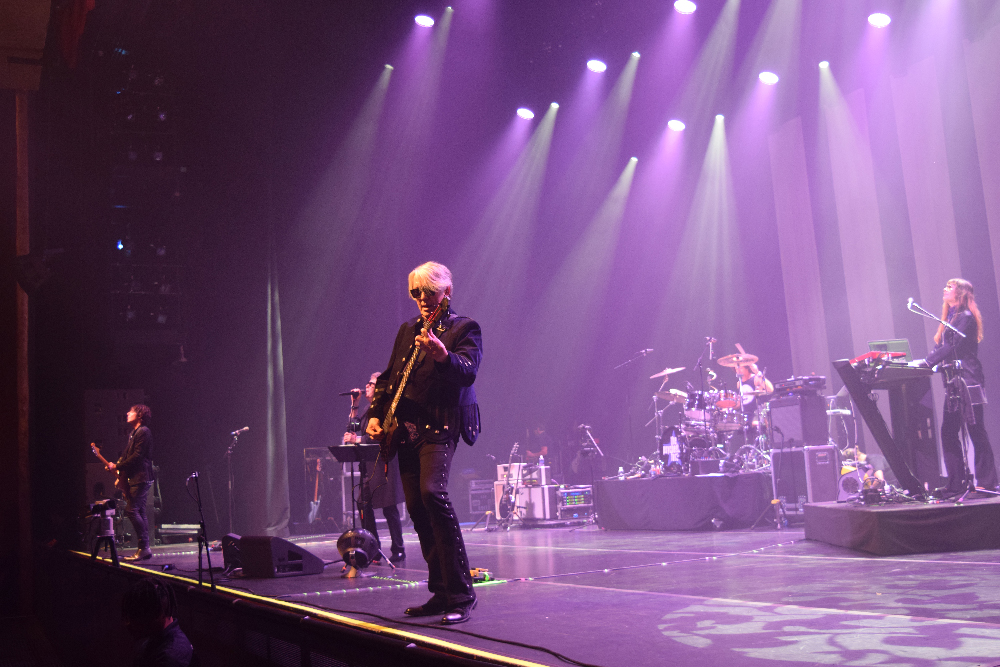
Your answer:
[587,59,607,73]
[414,14,435,27]
[516,108,534,120]
[667,119,686,132]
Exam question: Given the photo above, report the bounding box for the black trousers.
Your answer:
[125,481,153,549]
[397,437,475,607]
[360,501,405,555]
[941,403,999,490]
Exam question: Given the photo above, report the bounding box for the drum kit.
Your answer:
[649,350,772,475]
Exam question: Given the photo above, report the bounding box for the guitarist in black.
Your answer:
[106,404,155,561]
[367,262,482,625]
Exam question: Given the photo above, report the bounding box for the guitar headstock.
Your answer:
[427,296,450,328]
[90,442,99,455]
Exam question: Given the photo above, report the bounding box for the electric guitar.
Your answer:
[307,457,322,524]
[89,442,131,501]
[376,297,450,462]
[498,443,520,521]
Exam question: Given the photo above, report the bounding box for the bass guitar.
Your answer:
[377,297,450,463]
[89,442,131,501]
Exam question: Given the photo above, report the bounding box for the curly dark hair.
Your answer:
[121,577,175,622]
[131,404,152,423]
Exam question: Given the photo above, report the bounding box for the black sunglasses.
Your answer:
[409,287,438,299]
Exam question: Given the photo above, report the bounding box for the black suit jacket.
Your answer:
[368,309,481,448]
[117,425,154,485]
[927,309,985,387]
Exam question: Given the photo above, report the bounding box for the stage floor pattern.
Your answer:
[119,521,1000,667]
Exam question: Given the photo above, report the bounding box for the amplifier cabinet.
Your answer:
[469,480,495,515]
[771,445,839,514]
[768,394,828,448]
[493,482,559,520]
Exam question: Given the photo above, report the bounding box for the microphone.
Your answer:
[577,424,591,430]
[638,348,654,355]
[707,336,715,359]
[230,426,250,436]
[338,389,361,397]
[187,471,199,481]
[705,337,717,343]
[907,297,914,308]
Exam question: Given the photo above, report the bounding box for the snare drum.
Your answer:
[713,409,747,433]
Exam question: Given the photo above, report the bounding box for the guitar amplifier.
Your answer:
[771,445,839,514]
[469,480,495,515]
[493,482,559,520]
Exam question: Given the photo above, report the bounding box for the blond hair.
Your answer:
[408,262,453,297]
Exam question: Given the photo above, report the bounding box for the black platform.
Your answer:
[805,496,1000,556]
[594,471,773,530]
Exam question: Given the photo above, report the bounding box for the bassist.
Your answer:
[366,262,481,625]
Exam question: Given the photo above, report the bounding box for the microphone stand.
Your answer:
[613,349,653,458]
[907,300,966,339]
[226,432,241,534]
[187,472,215,590]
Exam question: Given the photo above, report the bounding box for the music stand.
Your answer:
[328,444,393,576]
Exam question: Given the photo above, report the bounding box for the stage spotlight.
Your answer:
[868,12,891,28]
[715,114,724,120]
[667,119,686,132]
[587,59,607,73]
[758,71,779,85]
[674,0,697,15]
[516,107,534,120]
[414,14,435,27]
[385,64,393,70]
[631,51,640,58]
[629,157,638,162]
[550,102,559,108]
[819,61,829,69]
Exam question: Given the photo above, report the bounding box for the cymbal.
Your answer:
[650,366,685,379]
[654,389,687,403]
[717,353,758,368]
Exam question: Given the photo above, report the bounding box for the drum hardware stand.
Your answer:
[942,363,1000,504]
[570,425,604,531]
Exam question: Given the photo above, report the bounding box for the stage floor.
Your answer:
[122,522,1000,667]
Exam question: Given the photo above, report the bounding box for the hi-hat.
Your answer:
[717,353,758,368]
[650,366,685,379]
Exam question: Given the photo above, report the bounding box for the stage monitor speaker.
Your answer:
[771,445,839,514]
[238,536,325,578]
[222,533,241,574]
[769,394,827,448]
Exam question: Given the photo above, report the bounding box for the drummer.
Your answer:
[737,362,773,420]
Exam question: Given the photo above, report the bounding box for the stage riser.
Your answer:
[804,499,1000,556]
